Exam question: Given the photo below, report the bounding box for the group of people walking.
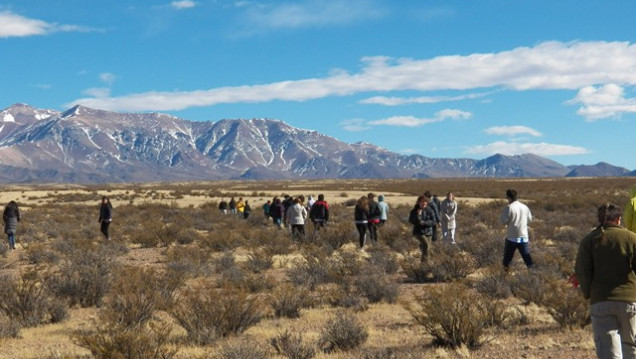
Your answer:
[218,197,251,219]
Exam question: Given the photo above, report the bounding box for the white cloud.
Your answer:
[68,41,636,113]
[0,11,96,38]
[465,141,588,156]
[484,125,542,137]
[239,0,385,31]
[568,84,636,121]
[360,92,490,106]
[99,72,117,86]
[83,88,111,98]
[368,109,471,127]
[171,1,196,9]
[340,118,370,132]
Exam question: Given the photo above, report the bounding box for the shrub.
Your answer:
[539,279,590,329]
[400,256,433,283]
[169,286,264,345]
[271,330,316,359]
[473,273,513,299]
[211,339,269,359]
[404,283,505,348]
[48,240,118,307]
[243,249,274,274]
[355,273,399,304]
[509,269,555,305]
[318,310,368,353]
[288,254,333,290]
[270,283,310,319]
[0,313,21,339]
[164,245,212,279]
[428,245,477,282]
[73,320,177,359]
[0,268,59,327]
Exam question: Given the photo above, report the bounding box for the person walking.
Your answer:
[270,197,285,228]
[624,185,636,233]
[500,189,534,271]
[98,196,112,241]
[286,197,308,240]
[262,200,271,219]
[243,200,251,219]
[3,201,21,250]
[378,195,389,226]
[236,197,245,217]
[440,192,458,244]
[309,194,330,231]
[575,203,636,359]
[409,195,436,263]
[218,198,228,215]
[424,191,441,242]
[354,196,370,249]
[367,193,381,242]
[229,197,237,214]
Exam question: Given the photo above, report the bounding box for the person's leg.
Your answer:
[100,221,110,239]
[357,224,367,248]
[502,240,517,270]
[591,301,623,359]
[419,235,431,263]
[7,234,15,249]
[518,242,534,268]
[615,302,636,359]
[449,227,456,244]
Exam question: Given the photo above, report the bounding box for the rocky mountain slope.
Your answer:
[0,104,631,183]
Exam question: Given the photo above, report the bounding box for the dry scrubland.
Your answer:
[0,177,632,359]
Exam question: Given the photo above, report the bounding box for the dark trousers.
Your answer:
[367,222,378,242]
[291,224,305,239]
[356,223,367,247]
[503,240,534,268]
[100,220,110,239]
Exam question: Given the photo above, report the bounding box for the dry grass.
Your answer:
[0,177,631,358]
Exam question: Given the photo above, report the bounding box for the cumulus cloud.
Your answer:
[568,83,636,121]
[0,11,95,38]
[465,141,589,156]
[238,0,385,31]
[171,1,196,9]
[484,125,542,137]
[68,41,636,113]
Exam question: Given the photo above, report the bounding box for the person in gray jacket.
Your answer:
[3,201,21,250]
[500,189,534,271]
[286,197,308,239]
[440,192,458,244]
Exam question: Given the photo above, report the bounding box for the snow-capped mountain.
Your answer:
[0,104,630,183]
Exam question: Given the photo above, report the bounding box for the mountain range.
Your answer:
[0,103,632,183]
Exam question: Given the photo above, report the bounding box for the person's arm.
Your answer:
[574,237,592,299]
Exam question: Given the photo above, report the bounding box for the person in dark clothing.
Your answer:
[243,200,251,219]
[229,197,237,214]
[409,195,436,263]
[262,200,271,219]
[270,198,285,228]
[424,191,441,242]
[282,195,294,227]
[98,196,112,241]
[218,198,228,214]
[367,193,381,242]
[3,200,21,250]
[309,194,330,231]
[354,196,370,249]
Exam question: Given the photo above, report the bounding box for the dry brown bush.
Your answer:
[318,310,368,353]
[270,283,310,319]
[271,330,316,359]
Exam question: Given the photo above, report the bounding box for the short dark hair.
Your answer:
[424,191,432,198]
[506,189,518,201]
[318,194,324,201]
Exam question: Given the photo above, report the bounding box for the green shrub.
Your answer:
[318,310,368,353]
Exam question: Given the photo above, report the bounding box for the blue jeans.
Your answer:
[7,233,15,249]
[503,239,533,268]
[591,301,636,359]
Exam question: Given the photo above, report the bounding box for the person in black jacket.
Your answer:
[3,201,20,250]
[367,193,381,242]
[98,196,112,241]
[309,194,330,231]
[409,195,436,263]
[354,196,370,249]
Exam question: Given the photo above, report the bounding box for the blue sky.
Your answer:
[2,1,636,170]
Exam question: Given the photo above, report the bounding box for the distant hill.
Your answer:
[566,162,631,177]
[0,103,632,183]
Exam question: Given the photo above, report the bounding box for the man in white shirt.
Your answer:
[500,189,534,271]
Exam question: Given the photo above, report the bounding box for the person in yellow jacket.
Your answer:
[625,185,636,233]
[236,197,245,217]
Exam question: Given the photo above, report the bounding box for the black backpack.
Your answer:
[310,203,326,220]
